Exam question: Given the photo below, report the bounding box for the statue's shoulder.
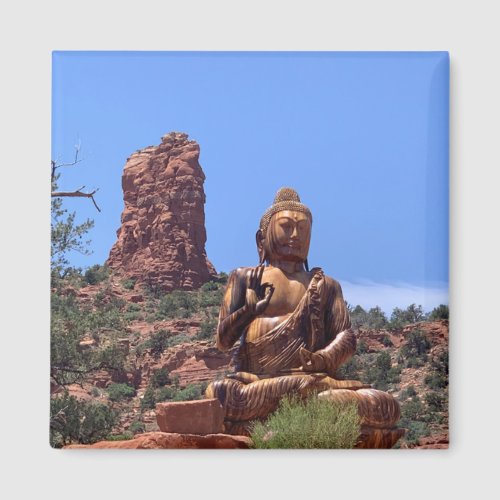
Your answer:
[228,267,253,284]
[312,268,345,296]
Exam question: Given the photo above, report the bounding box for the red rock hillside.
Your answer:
[107,132,216,291]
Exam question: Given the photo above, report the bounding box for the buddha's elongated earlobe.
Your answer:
[256,229,266,265]
[305,258,309,272]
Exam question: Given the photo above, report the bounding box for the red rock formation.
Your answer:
[107,132,216,291]
[64,432,252,449]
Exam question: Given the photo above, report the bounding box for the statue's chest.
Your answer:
[262,269,310,315]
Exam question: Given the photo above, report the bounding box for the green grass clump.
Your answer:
[250,395,360,449]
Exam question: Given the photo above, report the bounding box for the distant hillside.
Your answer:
[50,266,448,448]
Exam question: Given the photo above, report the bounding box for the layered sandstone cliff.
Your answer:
[107,132,216,290]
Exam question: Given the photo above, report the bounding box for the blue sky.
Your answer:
[52,51,449,313]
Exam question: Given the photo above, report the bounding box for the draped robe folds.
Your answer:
[233,267,356,376]
[206,267,369,422]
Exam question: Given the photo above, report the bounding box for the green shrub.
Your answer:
[399,419,430,445]
[107,432,133,441]
[150,368,170,388]
[172,383,207,401]
[357,340,369,354]
[196,317,217,340]
[399,385,417,400]
[50,394,116,447]
[200,281,219,292]
[216,272,229,284]
[156,386,176,402]
[250,395,361,449]
[84,264,110,285]
[428,304,449,321]
[399,330,431,367]
[381,335,393,347]
[156,290,199,319]
[390,304,425,328]
[336,357,361,380]
[147,330,170,358]
[425,372,447,390]
[350,305,368,329]
[122,278,136,290]
[128,421,146,434]
[107,383,136,402]
[141,385,157,410]
[127,303,142,313]
[90,387,101,398]
[401,398,426,421]
[425,391,447,412]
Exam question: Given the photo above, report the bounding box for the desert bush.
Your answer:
[141,385,157,410]
[122,278,136,290]
[399,330,431,367]
[147,330,170,359]
[150,368,170,388]
[425,391,447,412]
[363,351,400,390]
[357,340,369,354]
[401,397,426,421]
[431,351,449,378]
[107,432,134,441]
[350,305,368,329]
[216,272,229,284]
[366,306,389,329]
[50,393,116,447]
[398,419,429,445]
[127,303,142,313]
[399,385,417,400]
[336,357,361,380]
[128,421,146,434]
[390,304,425,328]
[156,386,176,402]
[381,335,393,347]
[107,383,136,402]
[250,395,361,449]
[172,383,207,401]
[196,317,217,340]
[156,290,198,319]
[425,372,447,390]
[428,304,449,321]
[83,264,110,285]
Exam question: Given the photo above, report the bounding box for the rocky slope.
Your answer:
[107,132,216,291]
[52,274,448,449]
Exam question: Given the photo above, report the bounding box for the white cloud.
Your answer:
[340,280,448,315]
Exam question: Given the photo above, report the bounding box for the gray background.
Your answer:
[1,0,498,498]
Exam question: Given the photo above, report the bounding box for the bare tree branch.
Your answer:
[51,188,101,212]
[51,147,83,183]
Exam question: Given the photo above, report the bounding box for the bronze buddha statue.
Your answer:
[206,188,403,447]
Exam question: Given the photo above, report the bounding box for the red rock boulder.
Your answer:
[156,398,225,435]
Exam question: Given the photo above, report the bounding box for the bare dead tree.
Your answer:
[51,146,101,212]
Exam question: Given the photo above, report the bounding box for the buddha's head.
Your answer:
[257,187,312,268]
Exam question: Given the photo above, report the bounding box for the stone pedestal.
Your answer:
[156,398,224,435]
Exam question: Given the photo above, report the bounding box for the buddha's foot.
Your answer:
[356,425,406,449]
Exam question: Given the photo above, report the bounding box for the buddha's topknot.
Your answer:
[259,187,312,235]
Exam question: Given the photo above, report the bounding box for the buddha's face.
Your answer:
[265,210,311,262]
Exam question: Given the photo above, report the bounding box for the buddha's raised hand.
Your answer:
[245,265,274,316]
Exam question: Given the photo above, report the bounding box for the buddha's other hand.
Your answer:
[299,347,327,372]
[245,265,275,316]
